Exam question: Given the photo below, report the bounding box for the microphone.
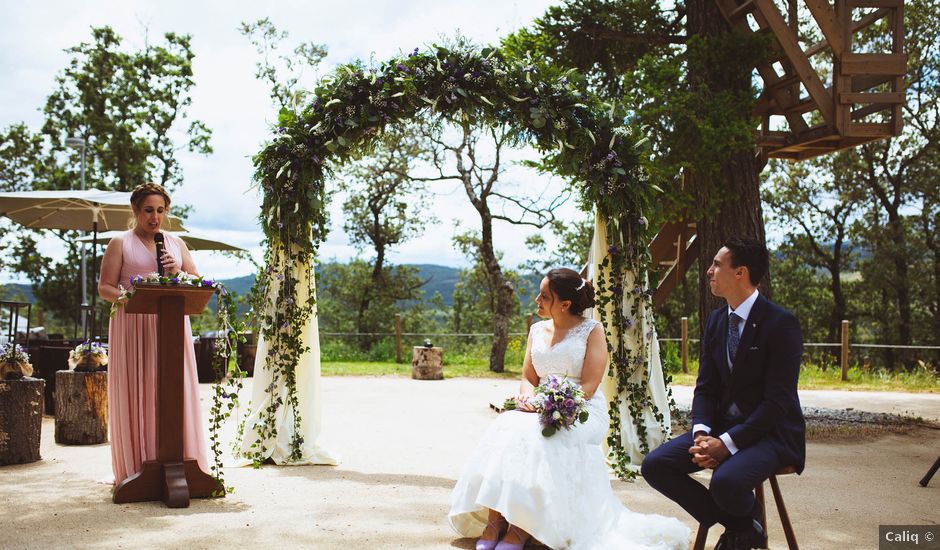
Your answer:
[154,232,165,276]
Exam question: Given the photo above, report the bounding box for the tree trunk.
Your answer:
[356,240,386,351]
[828,239,847,363]
[54,370,108,445]
[0,377,44,465]
[687,0,771,335]
[885,208,914,370]
[691,159,769,334]
[928,214,940,348]
[478,208,512,373]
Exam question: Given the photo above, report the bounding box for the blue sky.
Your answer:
[0,0,592,280]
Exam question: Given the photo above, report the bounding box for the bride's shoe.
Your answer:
[494,524,531,550]
[476,518,507,550]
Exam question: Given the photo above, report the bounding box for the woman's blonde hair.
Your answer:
[129,183,172,229]
[130,182,172,211]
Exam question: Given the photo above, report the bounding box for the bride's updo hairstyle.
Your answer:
[130,182,172,211]
[546,267,596,315]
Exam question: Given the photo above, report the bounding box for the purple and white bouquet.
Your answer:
[68,340,108,371]
[504,375,589,437]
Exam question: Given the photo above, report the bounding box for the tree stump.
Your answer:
[0,376,44,465]
[54,370,108,445]
[412,347,444,380]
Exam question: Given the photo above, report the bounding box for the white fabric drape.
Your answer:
[588,209,672,469]
[234,249,339,466]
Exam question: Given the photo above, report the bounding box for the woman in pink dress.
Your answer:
[97,182,209,485]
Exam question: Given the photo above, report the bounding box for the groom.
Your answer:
[642,237,805,550]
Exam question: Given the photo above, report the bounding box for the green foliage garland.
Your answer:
[250,40,662,476]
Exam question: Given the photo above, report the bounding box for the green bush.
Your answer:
[660,341,682,375]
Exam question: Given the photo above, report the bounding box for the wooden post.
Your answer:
[681,317,689,374]
[525,315,533,331]
[841,319,849,381]
[394,313,403,364]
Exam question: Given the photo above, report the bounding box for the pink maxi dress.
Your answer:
[107,230,209,484]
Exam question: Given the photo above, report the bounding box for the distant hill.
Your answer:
[0,263,541,314]
[0,283,34,303]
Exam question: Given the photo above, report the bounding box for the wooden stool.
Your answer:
[693,465,799,550]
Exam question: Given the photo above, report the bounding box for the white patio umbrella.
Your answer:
[79,230,246,252]
[0,189,187,337]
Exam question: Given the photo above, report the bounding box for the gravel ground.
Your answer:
[4,378,938,550]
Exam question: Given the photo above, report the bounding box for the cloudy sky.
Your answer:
[0,0,593,280]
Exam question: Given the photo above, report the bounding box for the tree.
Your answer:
[521,215,594,276]
[337,127,434,346]
[764,154,861,351]
[239,18,327,113]
[413,121,567,372]
[840,0,940,369]
[316,260,425,333]
[0,26,213,326]
[504,0,774,333]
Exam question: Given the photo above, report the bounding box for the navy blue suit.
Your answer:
[642,293,805,529]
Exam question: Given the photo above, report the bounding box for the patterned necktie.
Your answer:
[727,312,742,366]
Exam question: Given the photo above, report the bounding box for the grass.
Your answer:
[321,358,939,392]
[668,362,940,393]
[321,360,521,379]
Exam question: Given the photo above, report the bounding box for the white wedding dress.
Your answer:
[448,318,690,549]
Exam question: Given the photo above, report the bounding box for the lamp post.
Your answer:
[65,136,88,335]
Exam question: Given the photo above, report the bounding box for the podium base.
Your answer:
[112,459,223,508]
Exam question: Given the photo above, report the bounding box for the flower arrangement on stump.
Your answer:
[68,341,108,372]
[0,343,32,380]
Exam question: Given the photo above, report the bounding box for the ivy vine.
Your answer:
[248,39,665,477]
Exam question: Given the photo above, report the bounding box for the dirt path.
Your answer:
[4,377,938,549]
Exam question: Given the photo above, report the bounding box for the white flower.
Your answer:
[552,411,562,420]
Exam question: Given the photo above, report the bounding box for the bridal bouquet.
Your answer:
[503,375,589,437]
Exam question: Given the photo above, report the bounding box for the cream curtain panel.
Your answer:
[589,209,672,470]
[235,248,338,466]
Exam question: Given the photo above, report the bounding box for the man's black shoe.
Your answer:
[713,529,735,550]
[713,520,767,550]
[734,519,768,549]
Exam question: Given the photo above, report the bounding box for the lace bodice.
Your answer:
[529,318,600,384]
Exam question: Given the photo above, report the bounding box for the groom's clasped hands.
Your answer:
[689,433,731,469]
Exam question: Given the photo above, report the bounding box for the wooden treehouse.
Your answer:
[717,0,907,160]
[650,0,906,308]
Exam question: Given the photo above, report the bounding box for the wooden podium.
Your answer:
[112,285,223,508]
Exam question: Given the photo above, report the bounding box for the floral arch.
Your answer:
[229,42,673,479]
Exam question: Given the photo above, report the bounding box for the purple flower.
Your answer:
[171,277,180,284]
[396,63,405,70]
[638,216,648,227]
[634,286,642,294]
[610,285,623,295]
[607,245,620,255]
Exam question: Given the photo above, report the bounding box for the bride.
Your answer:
[449,268,690,550]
